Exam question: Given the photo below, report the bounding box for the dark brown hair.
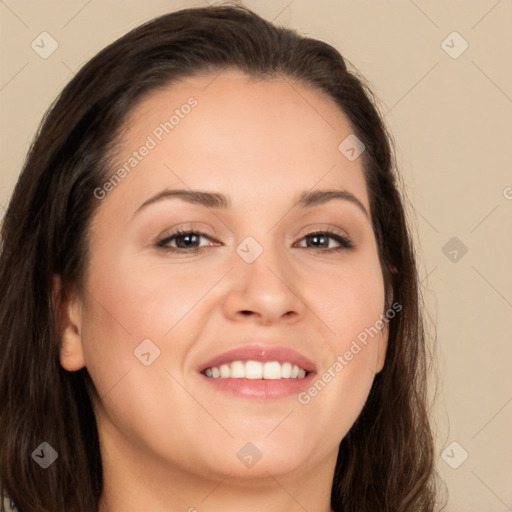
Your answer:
[0,4,441,511]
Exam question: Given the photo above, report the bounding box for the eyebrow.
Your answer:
[134,188,369,218]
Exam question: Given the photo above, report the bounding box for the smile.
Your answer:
[203,360,308,379]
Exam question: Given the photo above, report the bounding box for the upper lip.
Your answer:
[198,344,317,374]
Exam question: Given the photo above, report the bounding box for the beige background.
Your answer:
[1,1,511,510]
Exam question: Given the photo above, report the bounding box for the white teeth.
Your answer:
[263,361,281,379]
[203,360,308,379]
[281,362,292,378]
[245,360,263,379]
[230,361,245,378]
[219,364,230,378]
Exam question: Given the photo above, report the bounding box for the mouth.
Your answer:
[197,345,316,399]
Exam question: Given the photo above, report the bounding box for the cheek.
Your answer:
[77,258,212,455]
[295,251,387,433]
[309,250,386,344]
[82,257,216,344]
[78,253,228,399]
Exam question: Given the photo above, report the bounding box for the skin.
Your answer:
[58,69,388,512]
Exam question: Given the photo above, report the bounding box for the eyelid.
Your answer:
[156,222,218,241]
[293,223,351,242]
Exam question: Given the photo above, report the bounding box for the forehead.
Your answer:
[106,69,369,213]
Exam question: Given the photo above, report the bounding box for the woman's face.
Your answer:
[61,69,388,485]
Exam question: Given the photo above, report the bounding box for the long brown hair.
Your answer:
[0,4,441,511]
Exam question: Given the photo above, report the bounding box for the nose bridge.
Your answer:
[222,231,304,323]
[236,232,290,294]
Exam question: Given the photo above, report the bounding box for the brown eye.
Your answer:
[157,230,218,253]
[296,231,354,252]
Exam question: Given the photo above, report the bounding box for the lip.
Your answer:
[198,345,316,374]
[200,374,316,399]
[197,344,317,400]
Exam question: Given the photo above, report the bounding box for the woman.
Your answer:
[0,4,441,511]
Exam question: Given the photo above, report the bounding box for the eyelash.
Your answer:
[156,228,354,254]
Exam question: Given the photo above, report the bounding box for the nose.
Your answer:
[222,241,306,327]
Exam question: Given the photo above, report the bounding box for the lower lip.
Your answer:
[200,373,316,399]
